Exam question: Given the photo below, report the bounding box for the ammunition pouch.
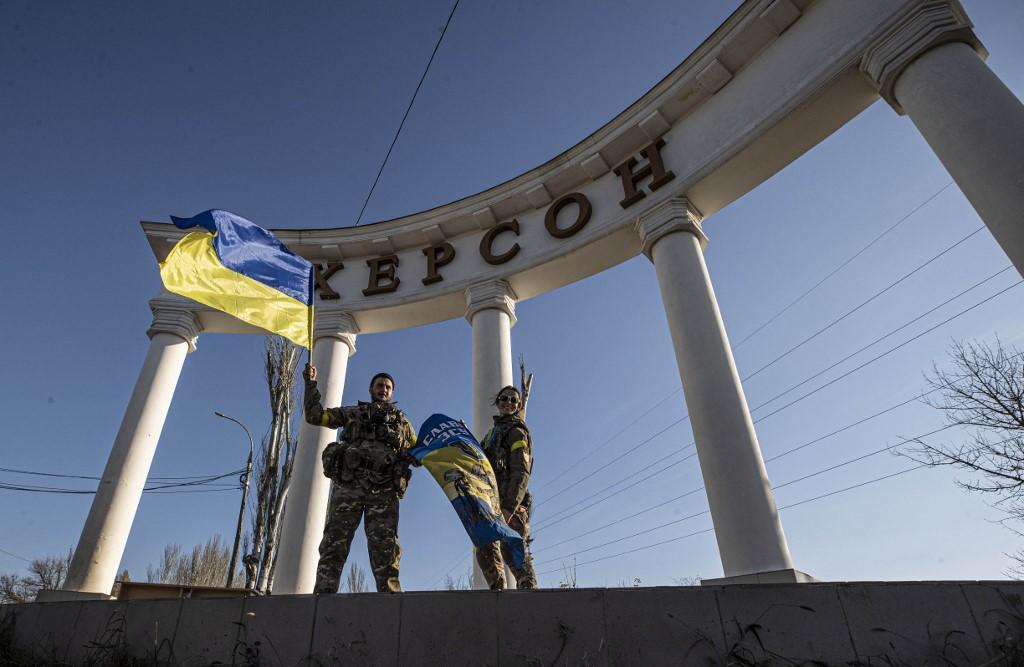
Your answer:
[321,442,346,481]
[334,402,411,495]
[394,462,412,498]
[340,447,363,482]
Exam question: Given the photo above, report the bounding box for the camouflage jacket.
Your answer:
[304,379,416,494]
[481,413,532,514]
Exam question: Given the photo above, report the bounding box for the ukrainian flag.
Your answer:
[159,210,314,348]
[412,413,526,568]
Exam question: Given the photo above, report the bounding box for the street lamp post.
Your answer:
[214,411,254,589]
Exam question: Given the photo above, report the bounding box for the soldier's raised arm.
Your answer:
[303,364,355,429]
[499,424,532,515]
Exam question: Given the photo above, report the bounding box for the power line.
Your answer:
[353,0,461,227]
[534,222,985,511]
[533,265,1016,529]
[533,388,682,493]
[533,424,952,564]
[536,414,690,507]
[733,181,955,348]
[751,279,1024,424]
[430,552,472,589]
[740,226,984,384]
[0,546,31,563]
[0,466,246,482]
[533,276,1019,531]
[749,265,1013,416]
[534,464,928,577]
[533,451,695,533]
[0,470,244,495]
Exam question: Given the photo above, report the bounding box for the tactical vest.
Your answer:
[329,401,409,494]
[483,416,533,476]
[483,416,533,511]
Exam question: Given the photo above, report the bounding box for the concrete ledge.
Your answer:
[34,589,111,603]
[4,581,1024,666]
[702,567,818,585]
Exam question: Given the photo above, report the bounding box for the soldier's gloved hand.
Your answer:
[400,453,422,468]
[303,363,317,382]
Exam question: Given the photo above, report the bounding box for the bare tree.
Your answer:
[343,562,368,593]
[907,338,1024,573]
[0,549,74,603]
[518,354,534,416]
[146,536,230,587]
[558,558,577,589]
[442,564,473,591]
[0,574,30,604]
[245,335,301,593]
[672,575,703,586]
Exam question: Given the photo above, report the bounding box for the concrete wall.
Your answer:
[3,581,1024,665]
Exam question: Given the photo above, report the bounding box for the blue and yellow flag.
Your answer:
[412,414,525,568]
[159,210,314,348]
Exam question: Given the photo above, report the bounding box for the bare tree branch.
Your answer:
[906,339,1024,575]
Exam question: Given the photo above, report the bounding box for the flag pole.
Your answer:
[307,267,315,365]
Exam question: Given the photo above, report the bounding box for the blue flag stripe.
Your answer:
[412,413,526,569]
[171,210,313,305]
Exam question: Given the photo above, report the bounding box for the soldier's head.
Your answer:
[493,385,522,416]
[369,372,395,403]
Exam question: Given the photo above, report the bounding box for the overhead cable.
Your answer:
[353,0,461,227]
[535,226,987,511]
[534,277,1019,529]
[741,225,984,384]
[733,181,955,348]
[533,424,952,563]
[534,464,928,577]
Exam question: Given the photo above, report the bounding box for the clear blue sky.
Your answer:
[3,0,1024,590]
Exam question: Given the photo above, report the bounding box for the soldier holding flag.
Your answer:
[303,364,417,593]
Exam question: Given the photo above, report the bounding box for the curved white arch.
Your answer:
[141,0,919,334]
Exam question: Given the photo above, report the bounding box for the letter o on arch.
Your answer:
[544,192,592,239]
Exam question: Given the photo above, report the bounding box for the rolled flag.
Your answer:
[159,210,314,348]
[411,413,526,568]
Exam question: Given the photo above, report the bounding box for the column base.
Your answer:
[701,568,818,586]
[36,589,112,602]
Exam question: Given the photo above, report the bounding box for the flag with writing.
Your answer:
[411,413,525,567]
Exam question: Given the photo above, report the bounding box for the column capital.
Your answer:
[147,298,201,352]
[313,309,358,355]
[860,0,986,114]
[635,196,706,260]
[465,279,517,327]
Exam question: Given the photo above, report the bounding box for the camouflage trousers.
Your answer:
[315,483,401,593]
[475,513,536,590]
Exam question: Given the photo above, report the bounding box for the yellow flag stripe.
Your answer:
[422,448,501,508]
[159,231,312,348]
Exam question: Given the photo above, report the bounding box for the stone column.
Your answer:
[465,280,517,589]
[637,198,803,582]
[272,310,357,595]
[63,299,200,596]
[862,2,1024,277]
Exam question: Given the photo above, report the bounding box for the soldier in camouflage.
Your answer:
[303,364,417,593]
[476,385,538,590]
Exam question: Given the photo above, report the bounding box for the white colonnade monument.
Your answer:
[62,0,1024,597]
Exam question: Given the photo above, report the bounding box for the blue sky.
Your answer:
[3,0,1024,590]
